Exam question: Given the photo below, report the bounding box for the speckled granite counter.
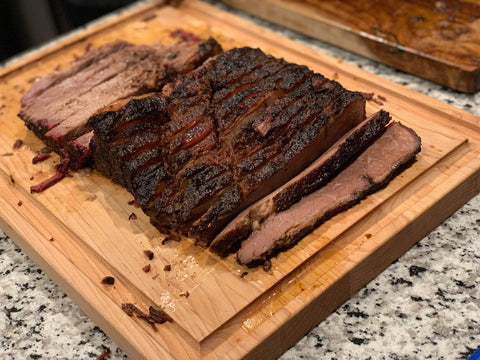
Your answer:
[1,1,480,359]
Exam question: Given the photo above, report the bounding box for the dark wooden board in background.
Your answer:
[223,0,480,93]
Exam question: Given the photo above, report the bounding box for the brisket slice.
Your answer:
[18,38,222,170]
[89,47,366,245]
[210,110,391,257]
[236,121,421,265]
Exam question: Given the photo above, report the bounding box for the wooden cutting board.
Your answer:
[222,0,480,93]
[1,0,480,358]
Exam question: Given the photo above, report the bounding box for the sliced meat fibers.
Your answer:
[18,38,222,170]
[236,121,421,265]
[89,47,367,245]
[210,110,391,257]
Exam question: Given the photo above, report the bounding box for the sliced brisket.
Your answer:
[210,110,391,257]
[89,47,367,245]
[236,121,421,265]
[18,38,222,170]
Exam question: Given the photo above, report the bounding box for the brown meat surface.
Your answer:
[18,38,222,170]
[89,47,367,245]
[211,110,391,256]
[236,121,421,264]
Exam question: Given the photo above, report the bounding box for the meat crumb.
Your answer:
[149,305,173,324]
[85,42,93,53]
[9,175,14,184]
[240,271,248,278]
[163,264,171,272]
[49,237,54,242]
[142,264,151,273]
[170,29,202,42]
[17,200,23,206]
[96,347,111,360]
[263,260,272,272]
[143,250,154,260]
[128,198,140,207]
[32,153,50,164]
[121,303,173,326]
[30,170,67,193]
[29,176,34,181]
[128,213,137,220]
[121,303,143,317]
[180,291,190,298]
[13,139,23,149]
[101,276,115,285]
[360,92,374,101]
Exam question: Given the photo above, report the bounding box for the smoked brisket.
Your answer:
[18,38,222,170]
[89,47,367,245]
[236,121,421,265]
[210,110,391,256]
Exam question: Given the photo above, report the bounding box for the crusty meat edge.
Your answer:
[210,110,392,256]
[236,121,421,265]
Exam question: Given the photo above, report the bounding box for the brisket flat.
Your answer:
[89,47,367,245]
[18,38,222,170]
[236,121,421,265]
[210,110,391,257]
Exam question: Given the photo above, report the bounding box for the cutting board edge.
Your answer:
[2,145,479,360]
[199,142,480,358]
[241,167,480,360]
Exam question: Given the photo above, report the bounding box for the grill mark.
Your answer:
[120,139,161,162]
[169,123,213,155]
[219,65,310,136]
[240,88,353,188]
[173,168,233,227]
[234,91,341,182]
[214,61,293,122]
[169,105,206,134]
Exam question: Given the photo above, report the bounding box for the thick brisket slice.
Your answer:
[20,41,164,144]
[90,47,366,245]
[18,38,222,170]
[237,121,421,265]
[20,41,131,112]
[210,110,391,256]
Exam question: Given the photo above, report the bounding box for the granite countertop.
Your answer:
[1,1,480,359]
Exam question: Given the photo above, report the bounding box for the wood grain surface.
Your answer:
[222,0,480,93]
[1,1,480,359]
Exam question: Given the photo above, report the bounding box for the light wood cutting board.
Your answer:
[1,0,480,359]
[222,0,480,93]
